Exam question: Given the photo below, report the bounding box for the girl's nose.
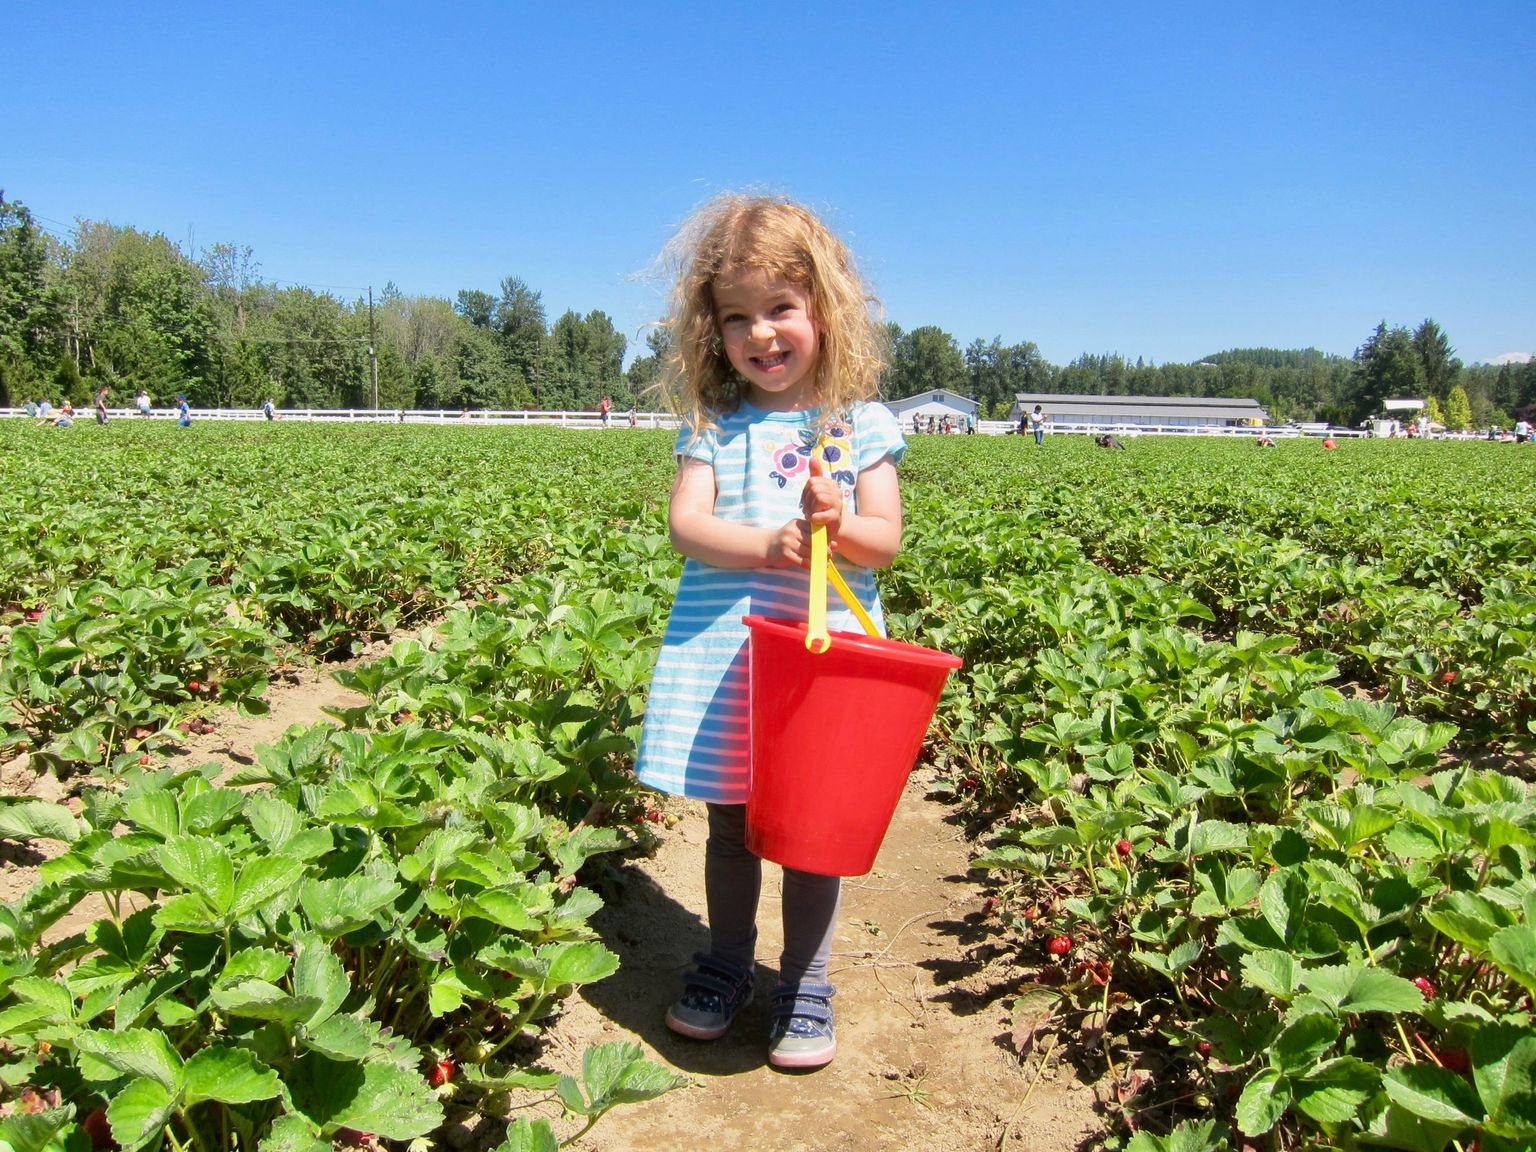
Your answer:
[749,317,776,340]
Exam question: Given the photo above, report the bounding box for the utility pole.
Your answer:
[368,286,379,411]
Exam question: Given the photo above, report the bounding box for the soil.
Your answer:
[0,661,1107,1151]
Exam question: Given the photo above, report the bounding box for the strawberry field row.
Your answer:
[2,421,1534,1150]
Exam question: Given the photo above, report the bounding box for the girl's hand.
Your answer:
[767,518,817,568]
[768,457,844,568]
[801,454,843,539]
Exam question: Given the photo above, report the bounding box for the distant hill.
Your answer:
[1198,348,1347,370]
[1488,352,1533,366]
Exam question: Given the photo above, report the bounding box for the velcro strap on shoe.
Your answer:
[685,953,752,996]
[771,983,835,1023]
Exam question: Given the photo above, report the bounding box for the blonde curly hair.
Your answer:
[653,194,885,436]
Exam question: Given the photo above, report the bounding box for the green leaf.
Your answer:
[0,800,82,843]
[1272,1012,1340,1073]
[1236,1067,1291,1136]
[153,892,222,933]
[292,933,350,1026]
[1425,890,1514,953]
[179,788,244,833]
[255,1114,330,1152]
[124,791,180,839]
[0,1110,71,1152]
[1488,924,1536,997]
[1293,1056,1380,1124]
[1126,1120,1222,1152]
[301,1013,373,1061]
[288,1054,444,1139]
[1240,949,1299,999]
[75,1027,184,1090]
[491,1117,560,1152]
[105,1077,177,1152]
[183,1044,283,1106]
[159,834,234,911]
[245,792,301,847]
[1472,1022,1536,1136]
[299,873,404,937]
[1383,1062,1484,1126]
[462,889,541,931]
[220,946,291,985]
[1301,964,1424,1014]
[230,855,305,920]
[1259,868,1308,944]
[212,979,324,1025]
[8,976,74,1023]
[546,941,619,987]
[1360,1099,1469,1152]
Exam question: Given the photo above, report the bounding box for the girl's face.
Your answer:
[713,266,821,411]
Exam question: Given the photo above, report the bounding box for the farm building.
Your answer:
[1008,393,1268,430]
[885,389,979,432]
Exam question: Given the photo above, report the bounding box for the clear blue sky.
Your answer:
[10,1,1534,367]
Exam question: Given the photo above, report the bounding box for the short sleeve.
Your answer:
[673,421,718,464]
[853,402,906,470]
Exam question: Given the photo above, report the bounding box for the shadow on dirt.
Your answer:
[579,860,773,1077]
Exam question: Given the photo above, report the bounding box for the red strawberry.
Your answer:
[427,1058,456,1086]
[138,754,150,766]
[186,680,201,693]
[1046,934,1073,956]
[1436,1047,1470,1074]
[1441,671,1457,684]
[1115,838,1133,857]
[82,1108,116,1150]
[1413,976,1436,998]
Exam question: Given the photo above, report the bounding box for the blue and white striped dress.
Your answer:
[635,400,907,804]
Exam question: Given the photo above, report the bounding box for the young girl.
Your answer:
[634,195,905,1070]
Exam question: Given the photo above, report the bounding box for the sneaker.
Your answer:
[665,953,755,1040]
[767,982,836,1069]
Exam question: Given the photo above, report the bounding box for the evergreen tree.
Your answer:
[1412,319,1459,401]
[1346,323,1423,424]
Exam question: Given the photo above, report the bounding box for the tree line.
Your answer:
[888,326,1535,429]
[3,193,1532,427]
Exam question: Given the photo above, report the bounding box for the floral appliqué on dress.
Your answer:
[765,422,857,493]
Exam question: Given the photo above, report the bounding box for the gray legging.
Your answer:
[705,803,841,985]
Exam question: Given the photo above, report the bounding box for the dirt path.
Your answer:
[1,667,1105,1150]
[542,774,1102,1152]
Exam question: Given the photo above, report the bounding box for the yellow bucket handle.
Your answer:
[804,523,881,653]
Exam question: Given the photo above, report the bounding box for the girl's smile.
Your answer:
[713,267,821,411]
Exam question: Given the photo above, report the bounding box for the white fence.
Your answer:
[2,406,684,430]
[4,406,1374,439]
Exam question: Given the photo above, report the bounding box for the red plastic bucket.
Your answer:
[742,615,962,876]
